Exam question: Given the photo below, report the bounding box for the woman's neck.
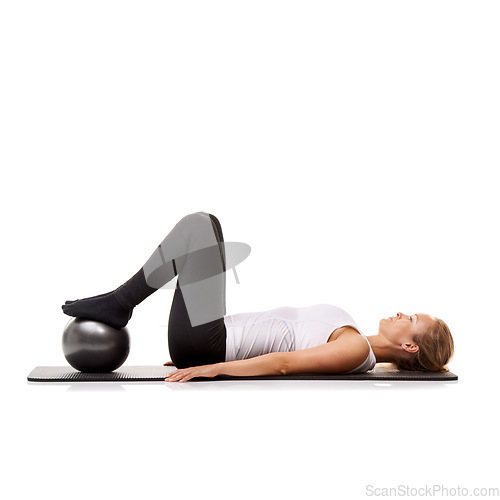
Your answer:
[365,334,399,363]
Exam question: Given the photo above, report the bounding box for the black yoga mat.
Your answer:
[27,364,458,382]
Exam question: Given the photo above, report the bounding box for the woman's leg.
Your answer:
[168,213,227,368]
[62,212,227,334]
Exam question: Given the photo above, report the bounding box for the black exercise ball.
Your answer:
[62,317,130,372]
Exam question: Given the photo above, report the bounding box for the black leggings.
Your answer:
[166,213,227,369]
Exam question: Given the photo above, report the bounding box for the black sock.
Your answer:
[65,291,113,305]
[62,269,157,329]
[62,293,132,329]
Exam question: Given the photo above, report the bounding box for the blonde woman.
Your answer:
[62,212,454,382]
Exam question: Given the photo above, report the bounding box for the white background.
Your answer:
[1,1,499,499]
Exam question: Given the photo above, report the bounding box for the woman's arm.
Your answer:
[165,352,286,382]
[280,334,369,375]
[218,352,286,377]
[165,334,369,382]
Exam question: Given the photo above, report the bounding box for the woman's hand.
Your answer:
[165,363,220,383]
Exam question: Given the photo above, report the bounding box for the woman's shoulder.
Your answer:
[336,327,371,358]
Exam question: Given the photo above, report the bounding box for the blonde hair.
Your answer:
[394,317,454,373]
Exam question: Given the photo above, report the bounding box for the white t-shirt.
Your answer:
[223,304,376,374]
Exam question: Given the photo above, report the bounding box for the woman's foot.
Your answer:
[64,291,113,305]
[61,292,133,329]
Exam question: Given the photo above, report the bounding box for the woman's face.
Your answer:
[379,312,435,343]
